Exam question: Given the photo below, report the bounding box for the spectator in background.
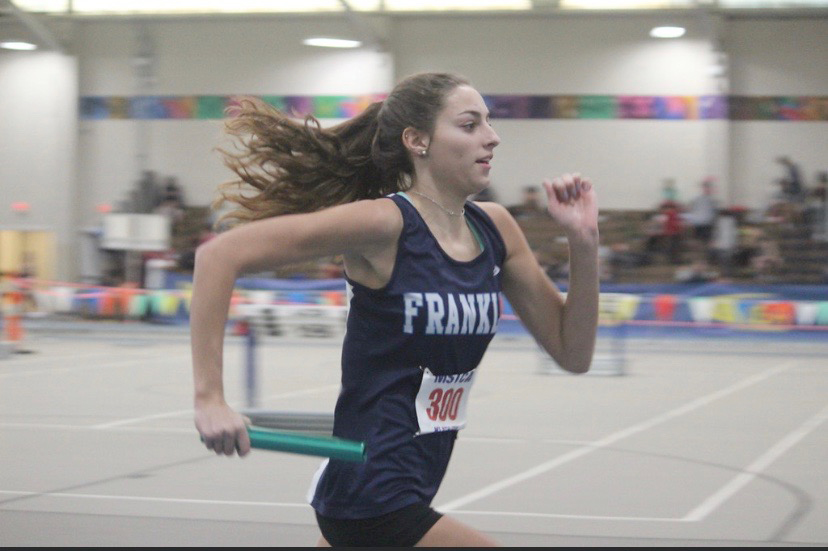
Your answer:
[775,156,806,202]
[814,171,828,205]
[685,177,718,246]
[507,185,546,219]
[655,180,684,265]
[154,176,187,236]
[661,199,684,265]
[760,173,803,228]
[750,230,783,282]
[660,178,679,205]
[137,170,161,213]
[641,200,684,265]
[642,209,667,265]
[805,171,827,238]
[162,176,185,206]
[710,207,739,278]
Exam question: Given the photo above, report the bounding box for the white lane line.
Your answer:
[450,509,686,522]
[92,409,194,429]
[0,353,189,378]
[0,422,193,434]
[437,362,795,513]
[0,490,307,509]
[91,384,341,429]
[683,403,828,522]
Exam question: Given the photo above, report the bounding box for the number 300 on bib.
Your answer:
[414,367,476,435]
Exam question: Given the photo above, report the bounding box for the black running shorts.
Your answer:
[315,502,443,547]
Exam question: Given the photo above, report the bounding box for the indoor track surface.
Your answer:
[1,320,826,546]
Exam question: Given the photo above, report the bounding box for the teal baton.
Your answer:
[247,427,366,462]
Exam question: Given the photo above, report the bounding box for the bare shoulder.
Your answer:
[474,200,511,222]
[215,195,404,263]
[312,196,404,266]
[340,196,403,243]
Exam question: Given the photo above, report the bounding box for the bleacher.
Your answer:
[762,224,828,284]
[517,209,827,285]
[168,204,825,285]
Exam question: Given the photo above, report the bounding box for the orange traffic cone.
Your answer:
[5,313,22,342]
[4,288,31,354]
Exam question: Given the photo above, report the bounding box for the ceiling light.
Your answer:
[650,26,686,38]
[51,0,350,15]
[385,0,530,9]
[0,41,38,51]
[562,0,689,8]
[302,37,362,48]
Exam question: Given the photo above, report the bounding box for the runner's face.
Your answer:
[425,85,500,196]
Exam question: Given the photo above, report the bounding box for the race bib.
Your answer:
[414,367,476,435]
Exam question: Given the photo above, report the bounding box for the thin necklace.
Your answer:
[411,190,465,217]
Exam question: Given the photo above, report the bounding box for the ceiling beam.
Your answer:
[2,0,64,52]
[338,0,387,52]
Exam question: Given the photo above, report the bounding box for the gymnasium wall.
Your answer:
[393,13,722,209]
[0,11,826,281]
[727,17,828,207]
[0,50,77,280]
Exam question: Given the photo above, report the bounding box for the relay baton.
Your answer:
[247,427,365,462]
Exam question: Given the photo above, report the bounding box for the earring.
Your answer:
[419,150,427,157]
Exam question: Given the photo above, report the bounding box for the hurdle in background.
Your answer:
[234,299,348,409]
[535,292,828,376]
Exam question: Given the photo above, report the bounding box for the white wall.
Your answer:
[726,18,828,208]
[0,50,77,277]
[73,12,730,220]
[393,14,718,95]
[393,13,724,208]
[74,16,393,221]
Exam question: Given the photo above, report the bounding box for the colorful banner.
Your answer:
[599,293,641,323]
[80,94,387,120]
[80,94,828,121]
[729,96,828,121]
[12,277,828,333]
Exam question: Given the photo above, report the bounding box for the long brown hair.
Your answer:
[214,72,470,227]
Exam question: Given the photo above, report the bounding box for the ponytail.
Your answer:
[214,98,388,227]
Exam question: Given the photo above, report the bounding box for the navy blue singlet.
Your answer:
[309,193,507,519]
